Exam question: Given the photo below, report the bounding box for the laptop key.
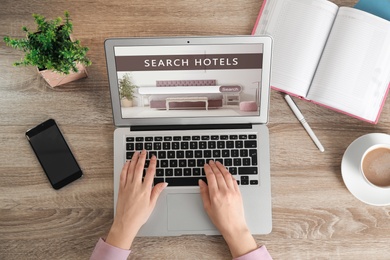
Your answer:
[183,168,192,176]
[222,150,230,157]
[169,160,178,168]
[197,159,205,167]
[176,150,185,158]
[212,150,221,157]
[126,143,134,150]
[153,142,162,150]
[238,167,258,175]
[224,158,233,166]
[165,169,173,176]
[165,177,207,186]
[185,150,194,158]
[179,159,187,167]
[229,167,237,175]
[208,141,216,149]
[249,149,258,166]
[190,142,198,149]
[156,169,164,176]
[199,141,207,149]
[145,142,153,150]
[158,151,166,159]
[188,159,196,167]
[243,158,251,166]
[231,149,239,157]
[163,142,171,150]
[161,160,169,168]
[174,168,182,176]
[167,151,175,158]
[181,142,189,149]
[193,168,201,176]
[195,150,203,158]
[172,142,180,150]
[244,140,257,148]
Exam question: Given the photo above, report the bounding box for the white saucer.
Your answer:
[341,133,390,206]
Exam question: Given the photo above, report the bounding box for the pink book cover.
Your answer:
[251,0,390,124]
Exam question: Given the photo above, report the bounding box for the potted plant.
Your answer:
[119,74,138,107]
[3,11,91,88]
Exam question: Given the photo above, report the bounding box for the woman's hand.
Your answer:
[106,150,167,249]
[199,160,258,258]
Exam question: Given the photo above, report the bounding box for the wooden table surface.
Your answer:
[1,0,390,259]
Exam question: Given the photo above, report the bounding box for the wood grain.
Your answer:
[1,0,390,259]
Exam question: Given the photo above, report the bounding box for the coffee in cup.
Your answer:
[360,144,390,188]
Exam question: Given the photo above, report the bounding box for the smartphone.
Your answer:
[26,119,83,189]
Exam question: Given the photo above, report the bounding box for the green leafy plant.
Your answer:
[3,11,91,74]
[119,74,138,100]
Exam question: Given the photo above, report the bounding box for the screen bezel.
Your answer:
[26,119,83,190]
[104,36,272,127]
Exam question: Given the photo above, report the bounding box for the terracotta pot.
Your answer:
[121,98,133,107]
[38,63,88,88]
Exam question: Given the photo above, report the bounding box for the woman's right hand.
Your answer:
[199,160,258,258]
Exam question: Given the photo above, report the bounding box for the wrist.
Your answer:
[105,221,137,250]
[222,228,258,258]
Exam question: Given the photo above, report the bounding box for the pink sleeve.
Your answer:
[90,238,131,260]
[233,246,272,260]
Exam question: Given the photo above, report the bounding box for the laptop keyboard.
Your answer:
[125,134,259,186]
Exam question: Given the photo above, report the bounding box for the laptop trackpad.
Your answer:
[167,193,216,231]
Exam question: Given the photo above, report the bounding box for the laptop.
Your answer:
[104,36,273,236]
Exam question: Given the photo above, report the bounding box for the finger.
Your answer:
[150,182,168,207]
[215,161,234,189]
[209,160,227,190]
[204,162,218,194]
[133,150,147,183]
[198,179,211,212]
[120,160,131,189]
[143,155,157,186]
[231,175,240,193]
[128,151,140,183]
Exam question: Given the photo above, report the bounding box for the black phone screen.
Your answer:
[26,119,82,189]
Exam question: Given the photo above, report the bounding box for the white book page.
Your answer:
[308,7,390,122]
[254,0,338,97]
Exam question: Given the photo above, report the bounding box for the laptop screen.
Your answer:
[105,36,272,126]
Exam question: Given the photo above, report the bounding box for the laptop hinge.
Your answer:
[130,123,252,132]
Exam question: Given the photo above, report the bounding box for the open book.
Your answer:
[252,0,390,123]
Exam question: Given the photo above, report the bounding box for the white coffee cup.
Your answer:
[360,144,390,189]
